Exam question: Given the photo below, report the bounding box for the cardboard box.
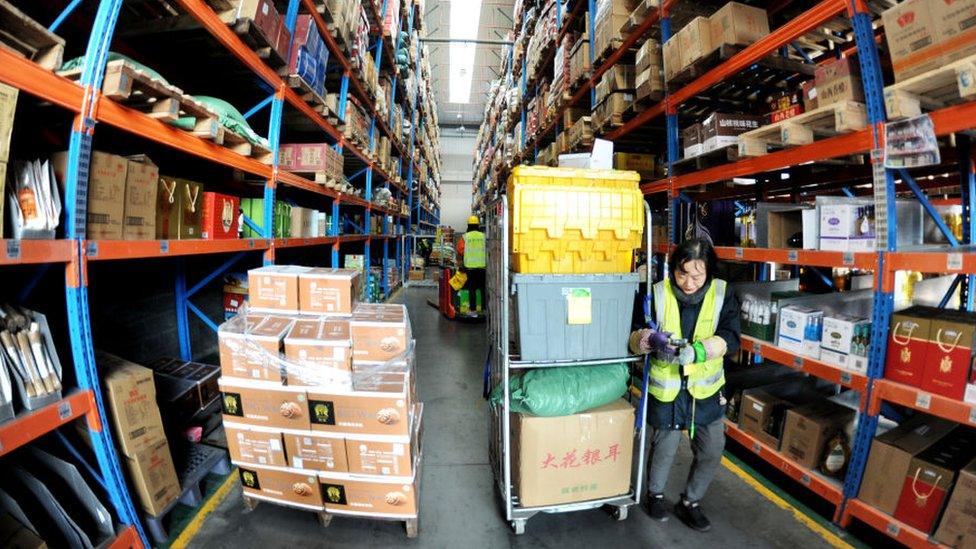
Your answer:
[765,208,805,249]
[53,151,127,240]
[219,377,310,431]
[225,422,288,467]
[146,358,220,421]
[679,17,714,70]
[306,382,413,436]
[800,80,818,111]
[858,414,957,515]
[701,112,763,152]
[935,456,976,547]
[218,314,293,382]
[882,0,942,82]
[934,0,976,64]
[200,192,240,239]
[299,268,362,315]
[284,318,353,385]
[513,399,634,507]
[283,431,348,472]
[99,352,167,457]
[122,157,158,240]
[613,153,655,179]
[885,307,933,387]
[0,82,16,164]
[663,34,681,81]
[155,177,203,240]
[819,203,875,252]
[351,303,411,362]
[738,389,792,449]
[820,315,870,371]
[682,123,703,158]
[318,462,420,516]
[780,399,855,469]
[635,39,661,75]
[813,57,864,108]
[124,438,180,516]
[709,2,769,49]
[249,265,311,314]
[228,0,282,55]
[922,311,976,400]
[777,306,823,359]
[237,464,323,510]
[346,404,422,477]
[894,428,976,534]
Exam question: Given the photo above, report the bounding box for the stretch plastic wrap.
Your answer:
[490,363,629,416]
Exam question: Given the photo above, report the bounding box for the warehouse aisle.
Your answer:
[187,288,841,548]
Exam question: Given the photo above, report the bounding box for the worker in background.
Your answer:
[457,215,486,311]
[629,238,740,532]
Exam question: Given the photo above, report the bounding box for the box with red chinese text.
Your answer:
[512,399,634,507]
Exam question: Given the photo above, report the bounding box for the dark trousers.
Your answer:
[464,268,485,310]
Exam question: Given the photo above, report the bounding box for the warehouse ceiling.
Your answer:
[423,0,516,128]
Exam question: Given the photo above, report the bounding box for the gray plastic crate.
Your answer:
[512,273,639,361]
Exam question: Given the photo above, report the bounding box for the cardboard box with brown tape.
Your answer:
[237,464,324,510]
[351,303,411,362]
[219,377,310,431]
[225,422,288,467]
[346,404,422,477]
[779,399,855,469]
[737,389,792,450]
[249,265,312,314]
[299,268,362,315]
[218,314,293,382]
[513,399,634,507]
[318,458,421,517]
[283,430,348,472]
[284,318,353,386]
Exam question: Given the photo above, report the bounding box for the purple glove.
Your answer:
[640,328,672,353]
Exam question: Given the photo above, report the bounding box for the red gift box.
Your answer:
[885,308,933,387]
[201,192,240,240]
[922,317,975,400]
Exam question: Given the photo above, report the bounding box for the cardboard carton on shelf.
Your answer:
[146,358,220,425]
[776,305,822,359]
[122,156,159,241]
[708,2,769,49]
[318,458,421,516]
[881,0,942,82]
[858,414,958,515]
[921,310,976,400]
[283,318,353,386]
[124,438,181,516]
[820,314,870,373]
[155,176,203,240]
[737,389,792,449]
[663,31,681,82]
[613,153,655,180]
[237,464,323,510]
[682,123,704,158]
[248,265,313,314]
[894,427,976,534]
[283,430,348,472]
[99,351,168,457]
[884,307,934,388]
[513,399,634,507]
[635,38,662,76]
[779,399,855,469]
[0,82,16,165]
[200,192,240,239]
[678,16,714,72]
[346,404,423,477]
[934,0,976,64]
[700,112,762,153]
[225,422,288,467]
[813,57,864,109]
[219,377,310,431]
[934,456,976,547]
[299,268,362,315]
[53,150,127,240]
[218,314,293,382]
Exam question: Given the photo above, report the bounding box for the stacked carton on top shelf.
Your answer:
[219,265,423,528]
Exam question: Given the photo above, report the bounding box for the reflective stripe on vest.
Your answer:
[463,231,486,268]
[648,278,727,402]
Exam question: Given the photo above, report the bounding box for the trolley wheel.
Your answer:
[405,518,419,538]
[611,505,629,522]
[511,519,526,535]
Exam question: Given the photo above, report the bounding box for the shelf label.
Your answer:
[793,356,804,369]
[248,239,255,249]
[752,442,762,454]
[5,240,20,260]
[948,253,964,271]
[787,250,798,262]
[160,241,169,254]
[840,372,853,385]
[801,474,811,486]
[735,247,744,259]
[843,252,854,266]
[86,242,98,258]
[887,523,900,537]
[915,392,932,410]
[58,401,72,420]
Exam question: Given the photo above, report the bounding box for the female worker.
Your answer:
[629,238,740,532]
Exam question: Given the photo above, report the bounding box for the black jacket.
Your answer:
[634,279,741,430]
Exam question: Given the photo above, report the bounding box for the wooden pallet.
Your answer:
[230,16,286,68]
[0,0,65,70]
[624,95,654,119]
[884,53,976,120]
[622,0,659,34]
[224,128,274,164]
[669,44,817,87]
[737,100,868,157]
[60,59,225,143]
[672,145,741,176]
[593,38,624,66]
[285,74,329,116]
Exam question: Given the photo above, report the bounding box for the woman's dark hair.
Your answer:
[668,238,717,281]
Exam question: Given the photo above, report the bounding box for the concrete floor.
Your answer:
[188,287,835,548]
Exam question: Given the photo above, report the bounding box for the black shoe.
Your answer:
[645,493,670,522]
[674,499,711,532]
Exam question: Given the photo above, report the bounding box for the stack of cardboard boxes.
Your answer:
[278,143,345,187]
[682,113,762,159]
[663,2,769,82]
[219,266,423,522]
[220,0,292,65]
[634,39,664,103]
[593,0,636,62]
[290,15,331,98]
[882,0,976,83]
[101,353,182,517]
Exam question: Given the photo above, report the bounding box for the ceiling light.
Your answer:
[449,0,482,103]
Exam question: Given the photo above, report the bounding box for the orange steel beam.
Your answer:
[843,499,948,548]
[870,379,976,425]
[0,391,94,458]
[672,129,873,189]
[715,246,878,270]
[607,0,848,141]
[641,180,669,194]
[0,240,74,265]
[87,239,272,261]
[0,49,85,112]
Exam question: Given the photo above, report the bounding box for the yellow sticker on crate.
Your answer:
[566,288,592,325]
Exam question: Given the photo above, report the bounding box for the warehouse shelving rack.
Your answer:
[475,0,976,546]
[0,0,439,546]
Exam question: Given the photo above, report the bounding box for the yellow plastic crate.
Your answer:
[507,166,644,273]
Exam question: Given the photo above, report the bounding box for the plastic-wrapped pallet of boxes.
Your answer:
[218,265,423,525]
